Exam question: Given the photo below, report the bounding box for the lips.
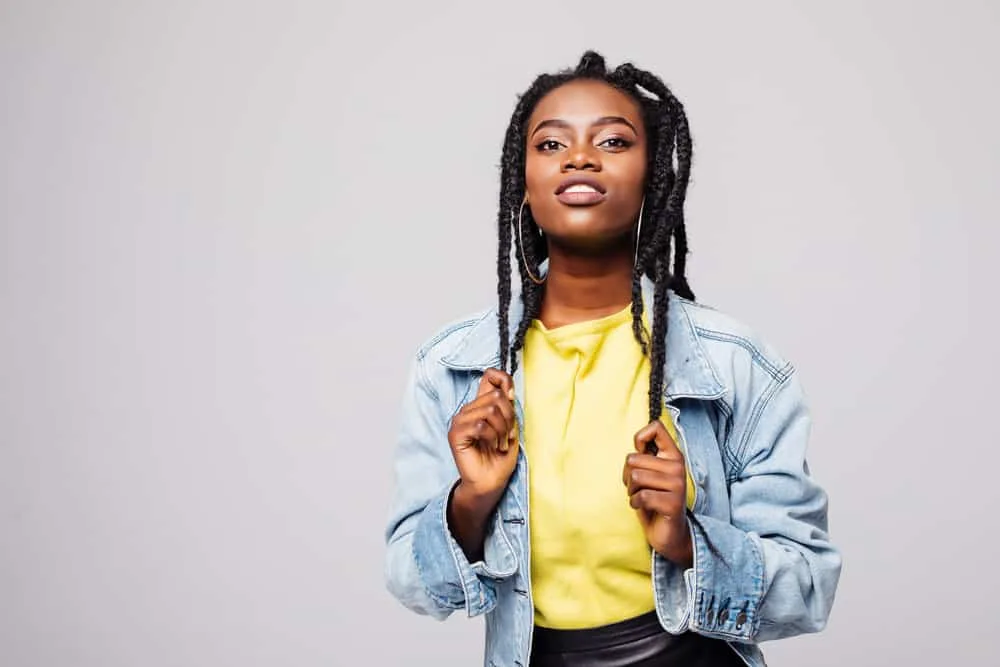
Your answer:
[555,176,607,206]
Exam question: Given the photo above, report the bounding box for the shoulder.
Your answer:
[672,295,795,386]
[413,306,500,371]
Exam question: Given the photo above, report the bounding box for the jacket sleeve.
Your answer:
[652,364,842,643]
[383,356,519,620]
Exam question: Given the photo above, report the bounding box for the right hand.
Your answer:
[447,368,519,500]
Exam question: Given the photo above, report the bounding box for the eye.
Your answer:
[599,136,633,150]
[535,139,564,153]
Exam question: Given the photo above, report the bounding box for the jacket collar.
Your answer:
[439,272,725,402]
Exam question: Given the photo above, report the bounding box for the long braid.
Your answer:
[610,64,673,364]
[648,238,674,421]
[672,223,695,301]
[495,51,696,423]
[496,76,559,373]
[624,66,695,421]
[510,202,546,375]
[497,198,513,373]
[630,266,649,357]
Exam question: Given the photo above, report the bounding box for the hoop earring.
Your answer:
[633,197,646,270]
[518,197,546,285]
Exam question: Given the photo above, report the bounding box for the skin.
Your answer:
[447,79,693,568]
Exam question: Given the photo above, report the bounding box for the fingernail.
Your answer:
[507,388,515,401]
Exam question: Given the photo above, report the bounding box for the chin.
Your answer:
[551,208,628,237]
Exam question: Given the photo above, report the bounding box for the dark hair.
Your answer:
[497,50,695,423]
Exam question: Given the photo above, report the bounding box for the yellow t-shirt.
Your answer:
[522,305,696,629]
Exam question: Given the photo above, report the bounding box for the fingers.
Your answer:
[452,376,518,452]
[623,458,687,496]
[464,388,515,423]
[478,368,515,402]
[622,452,672,486]
[459,404,513,449]
[465,388,516,436]
[633,419,683,460]
[628,488,683,519]
[451,407,505,452]
[624,452,684,474]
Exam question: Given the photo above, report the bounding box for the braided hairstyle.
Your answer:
[496,50,695,423]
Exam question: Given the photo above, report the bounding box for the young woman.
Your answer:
[383,51,841,667]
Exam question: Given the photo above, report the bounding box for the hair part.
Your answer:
[497,50,695,423]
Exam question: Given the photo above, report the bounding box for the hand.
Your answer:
[623,419,694,567]
[447,368,519,504]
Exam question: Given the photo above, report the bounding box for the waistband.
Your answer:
[531,611,666,654]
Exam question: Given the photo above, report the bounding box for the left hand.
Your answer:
[622,419,694,567]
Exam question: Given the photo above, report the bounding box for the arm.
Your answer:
[383,357,518,619]
[653,365,842,642]
[448,482,505,563]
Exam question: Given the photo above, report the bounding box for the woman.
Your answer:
[383,51,841,667]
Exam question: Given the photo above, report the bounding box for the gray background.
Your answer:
[2,1,998,665]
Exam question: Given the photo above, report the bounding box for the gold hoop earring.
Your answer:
[518,197,546,285]
[633,197,646,270]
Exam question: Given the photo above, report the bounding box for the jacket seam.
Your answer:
[733,363,794,479]
[747,533,766,639]
[712,398,740,481]
[436,310,496,368]
[417,319,480,362]
[692,327,783,380]
[415,354,440,403]
[674,303,727,397]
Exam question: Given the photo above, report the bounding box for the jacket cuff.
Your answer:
[411,480,518,617]
[653,513,765,642]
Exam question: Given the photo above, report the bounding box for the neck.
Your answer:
[538,246,635,329]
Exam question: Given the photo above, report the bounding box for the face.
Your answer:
[524,79,647,252]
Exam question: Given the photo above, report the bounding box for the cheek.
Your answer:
[524,155,555,194]
[621,153,648,196]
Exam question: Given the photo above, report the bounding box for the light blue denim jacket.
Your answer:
[384,279,841,667]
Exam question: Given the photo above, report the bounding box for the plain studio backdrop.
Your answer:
[2,1,998,665]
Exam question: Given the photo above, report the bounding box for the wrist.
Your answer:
[452,481,503,520]
[452,481,503,515]
[658,519,694,568]
[447,481,502,563]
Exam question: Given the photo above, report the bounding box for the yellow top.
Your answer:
[522,305,696,629]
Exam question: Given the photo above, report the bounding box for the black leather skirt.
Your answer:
[529,611,747,667]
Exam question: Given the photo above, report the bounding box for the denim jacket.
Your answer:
[384,278,842,667]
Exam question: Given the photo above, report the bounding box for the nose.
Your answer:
[562,142,602,172]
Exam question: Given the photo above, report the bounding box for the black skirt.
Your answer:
[529,611,747,667]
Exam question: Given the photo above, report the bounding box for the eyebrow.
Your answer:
[529,115,639,139]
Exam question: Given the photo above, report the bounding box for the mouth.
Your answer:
[554,176,607,206]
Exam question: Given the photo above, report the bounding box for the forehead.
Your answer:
[527,79,644,130]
